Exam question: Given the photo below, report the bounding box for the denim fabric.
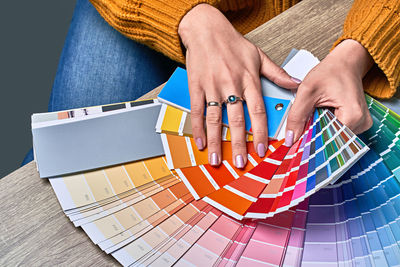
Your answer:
[22,0,178,166]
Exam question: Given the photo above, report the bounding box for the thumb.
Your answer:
[258,48,300,89]
[285,85,316,146]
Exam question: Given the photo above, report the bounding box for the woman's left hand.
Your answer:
[285,39,374,146]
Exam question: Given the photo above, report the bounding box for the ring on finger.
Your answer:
[207,101,222,108]
[224,95,244,105]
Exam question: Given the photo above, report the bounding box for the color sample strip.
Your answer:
[341,176,375,266]
[247,131,306,218]
[361,103,400,181]
[155,103,253,141]
[32,99,157,124]
[366,94,400,125]
[236,210,295,266]
[33,102,165,178]
[113,200,210,266]
[204,144,290,220]
[177,153,260,200]
[71,176,180,226]
[217,221,257,267]
[100,194,194,253]
[355,153,400,264]
[126,202,213,265]
[81,182,190,244]
[287,110,368,211]
[137,205,215,266]
[148,208,223,266]
[244,113,318,218]
[301,150,400,267]
[281,199,309,267]
[243,108,368,219]
[176,140,282,200]
[301,189,339,267]
[161,133,258,169]
[174,215,243,266]
[50,156,173,212]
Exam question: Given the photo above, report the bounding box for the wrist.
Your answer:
[329,39,374,78]
[178,4,213,49]
[179,4,236,50]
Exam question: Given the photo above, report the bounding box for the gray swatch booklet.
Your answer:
[31,100,165,178]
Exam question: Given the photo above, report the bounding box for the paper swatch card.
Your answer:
[32,100,165,178]
[157,67,291,139]
[41,48,400,266]
[178,108,369,220]
[155,103,254,142]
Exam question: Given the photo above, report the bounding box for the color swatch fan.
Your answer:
[175,108,369,220]
[30,49,400,266]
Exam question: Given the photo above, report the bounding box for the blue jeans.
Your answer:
[22,0,178,165]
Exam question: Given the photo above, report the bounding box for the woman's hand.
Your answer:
[178,4,299,168]
[285,39,374,146]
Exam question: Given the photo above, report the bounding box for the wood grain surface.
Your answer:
[0,0,352,265]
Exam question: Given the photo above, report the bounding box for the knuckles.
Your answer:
[251,103,266,116]
[252,129,267,138]
[206,112,222,126]
[229,115,245,127]
[191,104,204,118]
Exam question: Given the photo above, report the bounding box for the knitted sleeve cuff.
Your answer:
[90,0,224,63]
[332,0,400,99]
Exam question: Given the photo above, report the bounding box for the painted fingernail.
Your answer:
[195,138,204,150]
[210,153,219,166]
[291,77,301,84]
[257,143,266,158]
[235,155,245,169]
[284,130,294,147]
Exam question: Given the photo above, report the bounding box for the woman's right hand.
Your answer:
[178,4,300,168]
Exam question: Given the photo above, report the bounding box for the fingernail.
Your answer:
[291,77,301,84]
[195,138,204,150]
[284,130,294,147]
[235,155,244,169]
[257,143,266,158]
[210,153,219,166]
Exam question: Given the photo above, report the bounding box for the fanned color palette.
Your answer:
[37,93,400,266]
[31,49,400,266]
[177,108,369,220]
[39,94,400,266]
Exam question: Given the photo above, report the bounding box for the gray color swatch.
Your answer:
[33,104,164,178]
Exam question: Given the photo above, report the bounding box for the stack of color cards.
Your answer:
[34,94,400,267]
[156,67,369,220]
[159,107,369,220]
[31,49,400,266]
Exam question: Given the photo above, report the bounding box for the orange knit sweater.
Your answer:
[89,0,400,99]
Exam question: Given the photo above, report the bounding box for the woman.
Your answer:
[22,0,400,169]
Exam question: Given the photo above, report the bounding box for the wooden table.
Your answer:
[0,0,353,265]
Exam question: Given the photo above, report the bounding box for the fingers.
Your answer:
[334,104,373,135]
[189,83,207,151]
[205,94,223,166]
[258,48,300,89]
[225,96,248,168]
[285,84,316,145]
[243,78,268,158]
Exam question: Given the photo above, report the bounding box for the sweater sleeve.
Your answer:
[89,0,249,63]
[333,0,400,99]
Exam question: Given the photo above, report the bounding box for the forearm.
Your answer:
[333,0,400,98]
[89,0,256,63]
